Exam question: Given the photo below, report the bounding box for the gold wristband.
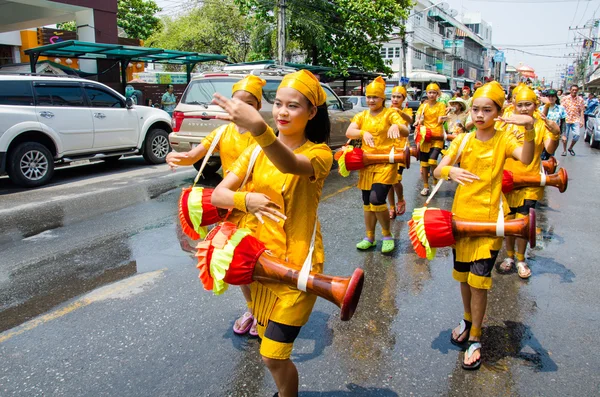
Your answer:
[524,128,535,142]
[440,165,452,181]
[233,192,248,213]
[253,126,278,148]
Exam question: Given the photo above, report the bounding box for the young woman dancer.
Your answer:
[345,77,409,253]
[387,85,414,219]
[414,83,446,196]
[211,70,332,397]
[499,86,560,278]
[433,81,535,370]
[166,75,266,337]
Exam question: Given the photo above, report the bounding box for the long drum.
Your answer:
[196,223,365,321]
[503,168,568,193]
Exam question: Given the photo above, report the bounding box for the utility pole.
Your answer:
[401,17,408,81]
[277,0,286,66]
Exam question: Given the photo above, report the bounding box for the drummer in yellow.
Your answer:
[345,77,410,253]
[211,69,333,397]
[414,83,447,196]
[166,74,266,337]
[433,81,535,370]
[499,85,560,279]
[387,85,414,219]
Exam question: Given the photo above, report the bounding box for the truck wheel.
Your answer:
[7,142,54,187]
[193,157,222,176]
[143,128,170,164]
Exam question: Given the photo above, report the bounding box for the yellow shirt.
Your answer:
[444,130,520,262]
[391,106,413,149]
[201,123,254,173]
[445,112,468,134]
[230,139,332,274]
[504,118,554,205]
[351,107,404,189]
[201,123,255,226]
[417,101,446,151]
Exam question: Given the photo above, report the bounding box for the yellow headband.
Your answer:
[426,83,440,92]
[279,70,326,106]
[366,76,387,99]
[472,81,505,108]
[232,75,266,102]
[391,86,407,97]
[515,86,537,104]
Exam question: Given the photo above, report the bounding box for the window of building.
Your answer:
[395,47,401,58]
[380,47,387,58]
[438,25,445,35]
[428,17,435,30]
[0,81,34,106]
[414,51,422,60]
[84,87,123,108]
[388,47,394,58]
[34,85,85,107]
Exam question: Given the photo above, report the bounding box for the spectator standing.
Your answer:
[560,85,586,156]
[584,92,599,127]
[161,84,177,117]
[557,89,564,98]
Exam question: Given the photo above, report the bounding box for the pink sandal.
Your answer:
[249,318,258,337]
[396,200,406,216]
[233,311,254,335]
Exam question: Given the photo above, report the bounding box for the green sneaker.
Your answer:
[356,238,377,250]
[381,237,395,253]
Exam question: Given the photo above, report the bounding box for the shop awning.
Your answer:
[408,70,448,83]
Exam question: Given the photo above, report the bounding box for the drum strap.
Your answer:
[425,132,473,205]
[193,124,227,186]
[496,196,505,237]
[241,145,262,189]
[539,160,547,187]
[297,221,318,292]
[389,147,395,164]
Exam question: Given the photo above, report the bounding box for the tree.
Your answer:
[117,0,161,40]
[146,0,253,63]
[234,0,411,75]
[58,0,161,40]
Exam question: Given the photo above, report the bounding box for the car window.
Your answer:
[262,79,279,104]
[34,85,85,107]
[323,86,341,110]
[346,97,357,105]
[183,78,238,104]
[360,97,367,107]
[0,81,34,106]
[84,87,123,108]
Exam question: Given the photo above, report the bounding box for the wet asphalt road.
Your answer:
[1,148,599,396]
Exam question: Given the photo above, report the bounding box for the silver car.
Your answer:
[584,115,600,149]
[169,69,357,173]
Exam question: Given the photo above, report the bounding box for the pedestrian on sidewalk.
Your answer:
[211,69,333,397]
[414,83,446,196]
[499,86,560,279]
[161,84,177,117]
[560,85,585,156]
[387,85,414,219]
[166,75,267,338]
[433,81,535,370]
[584,92,599,128]
[345,76,409,253]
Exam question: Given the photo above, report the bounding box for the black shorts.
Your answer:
[419,147,442,165]
[362,183,392,206]
[452,249,499,290]
[398,166,405,175]
[509,199,537,216]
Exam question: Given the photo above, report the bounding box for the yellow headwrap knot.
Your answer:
[472,81,505,108]
[232,75,266,102]
[514,86,538,104]
[392,86,407,98]
[279,70,327,106]
[366,76,387,99]
[426,83,440,92]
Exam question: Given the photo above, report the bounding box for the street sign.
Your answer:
[583,39,595,49]
[493,51,505,63]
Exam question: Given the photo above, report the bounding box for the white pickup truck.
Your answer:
[0,75,172,187]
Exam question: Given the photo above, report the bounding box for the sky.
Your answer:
[443,0,600,85]
[154,0,600,85]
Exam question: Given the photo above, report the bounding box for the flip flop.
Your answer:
[450,319,472,349]
[389,208,397,219]
[516,261,531,279]
[396,200,406,216]
[568,149,576,156]
[498,257,515,273]
[249,318,258,337]
[462,341,482,370]
[561,151,567,156]
[233,311,254,335]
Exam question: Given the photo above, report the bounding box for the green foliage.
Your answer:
[56,21,76,31]
[146,0,252,63]
[117,0,162,40]
[234,0,411,75]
